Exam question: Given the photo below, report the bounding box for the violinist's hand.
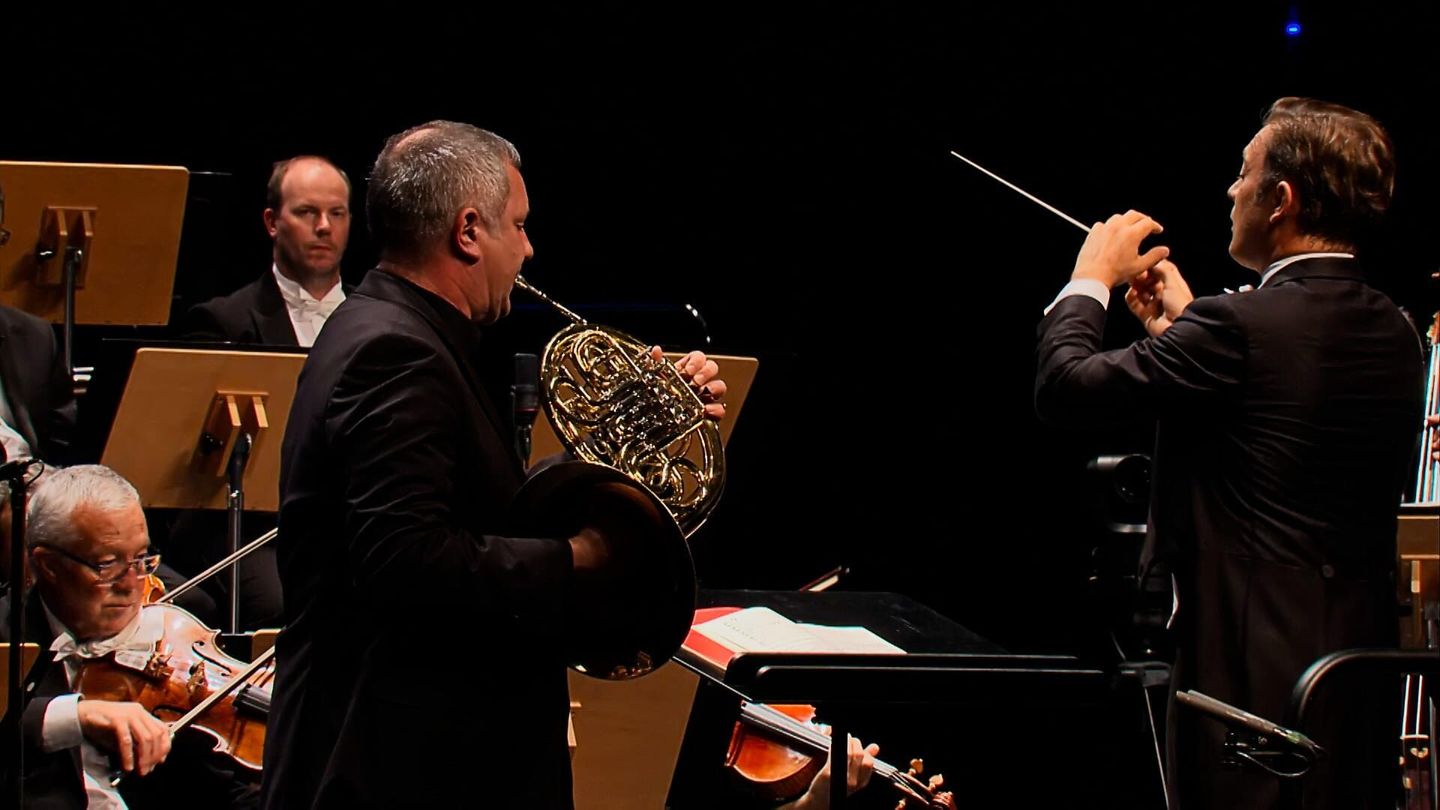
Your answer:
[78,699,172,776]
[782,735,879,810]
[1428,414,1440,461]
[1072,210,1169,289]
[656,347,727,421]
[1125,259,1194,337]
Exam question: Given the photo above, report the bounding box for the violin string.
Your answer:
[1403,674,1414,736]
[169,646,276,733]
[1415,676,1425,736]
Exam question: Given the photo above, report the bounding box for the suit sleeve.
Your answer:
[39,323,77,465]
[324,331,573,621]
[1035,293,1247,429]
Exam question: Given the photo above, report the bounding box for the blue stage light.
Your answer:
[1285,21,1302,36]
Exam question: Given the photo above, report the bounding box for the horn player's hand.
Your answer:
[568,483,660,577]
[568,526,612,574]
[656,347,727,420]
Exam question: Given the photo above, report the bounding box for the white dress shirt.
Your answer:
[40,604,167,809]
[271,264,345,348]
[1258,252,1354,287]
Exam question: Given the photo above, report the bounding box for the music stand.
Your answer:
[567,362,756,810]
[100,348,306,632]
[0,161,188,375]
[0,643,38,717]
[674,590,1106,809]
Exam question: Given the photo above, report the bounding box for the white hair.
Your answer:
[26,465,141,551]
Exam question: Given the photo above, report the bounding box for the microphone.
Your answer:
[1176,689,1325,777]
[512,353,540,465]
[0,444,43,483]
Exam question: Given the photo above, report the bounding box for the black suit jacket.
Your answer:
[0,590,85,809]
[0,593,257,809]
[0,304,76,463]
[261,269,575,809]
[1036,257,1423,809]
[182,269,301,346]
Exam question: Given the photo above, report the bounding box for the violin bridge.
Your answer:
[186,660,209,698]
[142,652,174,680]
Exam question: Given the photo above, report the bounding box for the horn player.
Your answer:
[260,120,725,810]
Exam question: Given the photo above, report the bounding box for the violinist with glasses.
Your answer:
[0,465,258,809]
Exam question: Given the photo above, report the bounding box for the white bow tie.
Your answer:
[51,632,131,662]
[50,612,155,663]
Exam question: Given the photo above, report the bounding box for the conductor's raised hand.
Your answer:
[1072,210,1169,289]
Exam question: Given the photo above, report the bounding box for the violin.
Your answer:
[726,700,956,809]
[140,571,166,604]
[75,602,275,773]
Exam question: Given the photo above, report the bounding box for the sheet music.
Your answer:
[796,623,906,654]
[692,606,906,655]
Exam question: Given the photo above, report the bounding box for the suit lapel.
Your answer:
[22,593,95,789]
[253,271,301,346]
[12,591,63,698]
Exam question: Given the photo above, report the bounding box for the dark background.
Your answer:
[4,3,1435,805]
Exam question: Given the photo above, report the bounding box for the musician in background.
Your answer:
[0,302,76,466]
[0,464,258,809]
[1035,98,1420,809]
[165,155,354,629]
[183,156,352,348]
[0,306,207,617]
[261,121,724,809]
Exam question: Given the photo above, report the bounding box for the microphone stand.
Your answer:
[3,456,43,810]
[512,354,539,467]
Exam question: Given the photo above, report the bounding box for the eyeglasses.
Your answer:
[38,544,161,584]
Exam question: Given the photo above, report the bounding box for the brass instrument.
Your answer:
[515,276,725,536]
[508,276,724,680]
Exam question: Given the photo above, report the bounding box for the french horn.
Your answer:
[507,276,724,680]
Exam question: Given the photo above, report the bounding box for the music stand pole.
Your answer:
[224,433,252,635]
[62,247,81,379]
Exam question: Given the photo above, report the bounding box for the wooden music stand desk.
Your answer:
[0,161,188,373]
[567,354,758,810]
[100,347,305,632]
[100,348,304,513]
[0,643,39,717]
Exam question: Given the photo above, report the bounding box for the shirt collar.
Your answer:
[44,599,160,663]
[272,263,346,313]
[1258,252,1355,288]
